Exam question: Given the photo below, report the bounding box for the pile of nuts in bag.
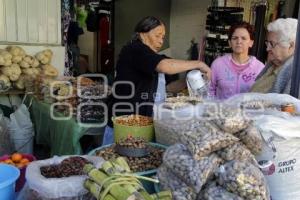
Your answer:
[157,103,270,200]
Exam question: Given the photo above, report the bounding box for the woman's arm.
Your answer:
[156,59,211,80]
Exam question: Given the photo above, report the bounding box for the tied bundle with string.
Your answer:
[83,157,172,200]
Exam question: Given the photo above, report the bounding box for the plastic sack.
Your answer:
[163,144,222,193]
[254,115,300,200]
[24,155,104,199]
[0,114,12,155]
[198,181,243,200]
[9,95,34,153]
[216,142,258,166]
[235,124,263,155]
[225,93,300,113]
[157,164,197,200]
[216,160,270,200]
[204,104,251,134]
[154,118,204,146]
[180,121,239,159]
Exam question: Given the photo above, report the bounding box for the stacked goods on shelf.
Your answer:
[84,157,172,200]
[37,76,110,123]
[0,46,58,93]
[204,7,244,65]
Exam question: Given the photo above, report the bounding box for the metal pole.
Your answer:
[290,2,300,98]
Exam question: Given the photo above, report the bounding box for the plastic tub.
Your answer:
[112,116,155,142]
[0,154,36,192]
[88,142,167,194]
[0,164,20,200]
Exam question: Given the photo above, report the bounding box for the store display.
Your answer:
[204,6,244,65]
[216,160,270,200]
[163,144,222,193]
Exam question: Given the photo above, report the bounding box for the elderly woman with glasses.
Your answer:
[251,18,298,93]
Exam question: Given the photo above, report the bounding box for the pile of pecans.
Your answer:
[40,156,91,178]
[114,115,153,126]
[117,136,147,149]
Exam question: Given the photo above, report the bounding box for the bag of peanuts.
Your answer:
[19,155,104,200]
[157,164,197,200]
[255,115,300,200]
[198,181,243,200]
[215,160,270,200]
[180,121,239,159]
[163,144,222,193]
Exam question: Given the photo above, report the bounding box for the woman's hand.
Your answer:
[198,61,211,80]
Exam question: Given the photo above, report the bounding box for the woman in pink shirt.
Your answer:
[209,22,265,99]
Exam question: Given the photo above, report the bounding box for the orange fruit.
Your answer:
[4,159,14,165]
[20,158,30,165]
[11,153,23,163]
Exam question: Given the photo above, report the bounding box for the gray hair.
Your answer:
[267,18,298,47]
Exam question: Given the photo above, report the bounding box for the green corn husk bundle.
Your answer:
[84,157,172,200]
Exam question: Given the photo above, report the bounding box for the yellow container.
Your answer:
[112,115,155,142]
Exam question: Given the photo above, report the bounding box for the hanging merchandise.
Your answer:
[250,2,267,62]
[76,5,88,28]
[86,7,99,32]
[203,5,244,66]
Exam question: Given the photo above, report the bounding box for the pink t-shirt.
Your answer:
[209,54,265,100]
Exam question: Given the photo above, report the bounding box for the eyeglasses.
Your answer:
[265,40,281,49]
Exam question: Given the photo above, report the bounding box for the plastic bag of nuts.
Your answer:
[157,164,197,200]
[163,144,222,193]
[198,181,243,200]
[235,124,263,155]
[204,104,250,134]
[216,160,270,200]
[154,118,204,146]
[180,122,239,159]
[216,142,258,167]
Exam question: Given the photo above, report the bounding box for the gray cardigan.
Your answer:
[255,56,294,94]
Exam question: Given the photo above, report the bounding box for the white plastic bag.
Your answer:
[0,113,12,155]
[25,155,104,199]
[255,115,300,200]
[225,93,300,112]
[9,95,34,153]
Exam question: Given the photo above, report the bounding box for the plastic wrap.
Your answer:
[157,164,197,200]
[235,124,263,155]
[180,121,239,159]
[198,181,243,200]
[0,114,12,155]
[163,144,222,192]
[216,160,270,200]
[216,142,258,167]
[24,155,104,199]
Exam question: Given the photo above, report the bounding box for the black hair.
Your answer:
[132,16,164,41]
